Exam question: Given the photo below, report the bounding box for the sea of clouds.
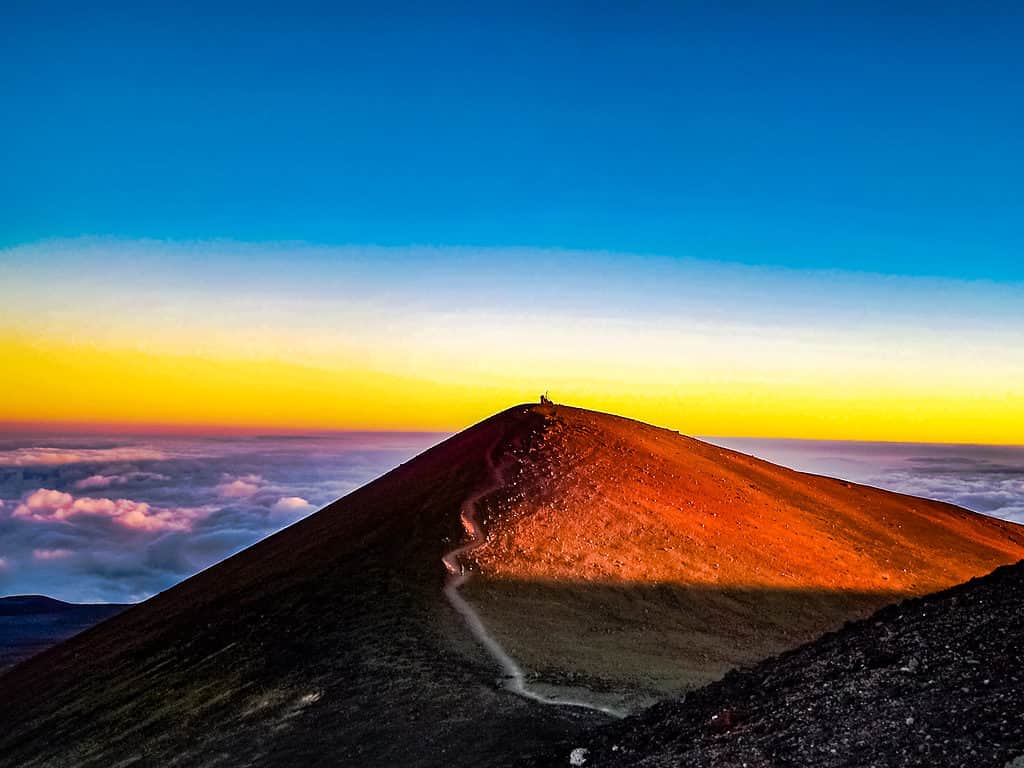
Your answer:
[711,438,1024,525]
[1,432,1022,604]
[0,432,441,602]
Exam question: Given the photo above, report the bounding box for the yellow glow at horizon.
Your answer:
[2,329,1022,444]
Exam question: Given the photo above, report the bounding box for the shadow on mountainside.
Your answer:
[0,576,915,768]
[523,561,1024,768]
[464,578,906,709]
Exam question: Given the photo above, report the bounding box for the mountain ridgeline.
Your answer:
[0,596,128,671]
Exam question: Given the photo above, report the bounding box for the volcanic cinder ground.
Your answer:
[0,403,1021,767]
[533,559,1024,768]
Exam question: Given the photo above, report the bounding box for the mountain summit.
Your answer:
[1,403,1021,767]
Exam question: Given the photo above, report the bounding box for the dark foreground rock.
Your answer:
[533,560,1024,768]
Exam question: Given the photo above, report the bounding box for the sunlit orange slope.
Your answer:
[474,404,1021,590]
[461,404,1024,701]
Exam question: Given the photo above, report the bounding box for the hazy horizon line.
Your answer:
[2,418,1021,449]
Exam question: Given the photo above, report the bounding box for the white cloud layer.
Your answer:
[0,446,173,467]
[271,496,313,514]
[0,432,439,602]
[713,438,1024,525]
[33,548,72,560]
[14,489,206,532]
[216,474,264,498]
[74,472,170,490]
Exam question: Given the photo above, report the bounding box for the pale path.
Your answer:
[442,441,626,719]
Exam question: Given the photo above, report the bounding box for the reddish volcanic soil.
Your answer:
[478,404,1020,591]
[462,404,1024,705]
[0,403,1021,767]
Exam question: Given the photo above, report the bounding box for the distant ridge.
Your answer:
[0,595,128,670]
[0,595,75,615]
[0,403,1021,767]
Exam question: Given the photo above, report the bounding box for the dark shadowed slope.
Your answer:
[0,596,128,670]
[536,559,1024,768]
[0,403,1021,767]
[0,405,601,768]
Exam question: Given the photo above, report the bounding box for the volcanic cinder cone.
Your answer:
[1,403,1021,768]
[460,405,1024,708]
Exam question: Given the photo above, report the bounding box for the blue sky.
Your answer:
[3,1,1023,279]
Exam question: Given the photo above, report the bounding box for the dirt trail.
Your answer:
[442,441,625,719]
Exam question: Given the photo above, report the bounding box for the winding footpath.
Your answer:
[442,443,626,719]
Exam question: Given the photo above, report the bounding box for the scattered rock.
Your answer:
[707,707,745,733]
[569,747,589,765]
